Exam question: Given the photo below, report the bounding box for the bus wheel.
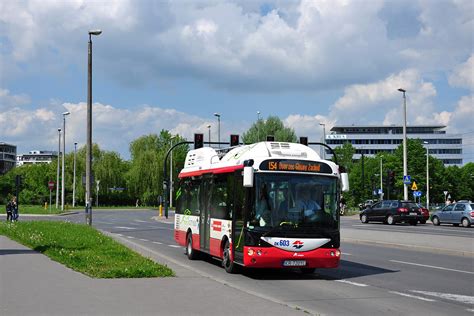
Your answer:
[300,268,316,274]
[186,233,198,260]
[222,240,237,274]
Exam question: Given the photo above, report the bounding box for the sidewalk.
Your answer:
[0,236,303,316]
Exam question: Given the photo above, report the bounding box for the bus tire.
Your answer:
[186,233,198,260]
[222,240,238,274]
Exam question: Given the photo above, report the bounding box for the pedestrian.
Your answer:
[6,196,18,222]
[136,199,140,208]
[5,198,13,222]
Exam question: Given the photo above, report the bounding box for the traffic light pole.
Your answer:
[163,141,192,219]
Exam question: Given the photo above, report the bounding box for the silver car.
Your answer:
[431,201,474,227]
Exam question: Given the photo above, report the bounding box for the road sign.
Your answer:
[411,181,418,191]
[443,191,448,196]
[416,191,422,197]
[403,175,411,184]
[378,188,383,194]
[48,181,55,190]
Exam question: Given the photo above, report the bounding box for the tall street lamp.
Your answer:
[423,141,430,209]
[61,111,70,211]
[86,29,102,225]
[214,113,221,148]
[380,155,383,201]
[169,136,177,208]
[72,142,77,208]
[207,124,211,146]
[257,111,261,142]
[56,128,61,209]
[319,123,326,159]
[398,88,408,201]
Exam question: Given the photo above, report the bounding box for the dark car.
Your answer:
[360,200,423,225]
[431,201,474,227]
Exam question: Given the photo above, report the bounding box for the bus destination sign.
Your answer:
[259,160,333,174]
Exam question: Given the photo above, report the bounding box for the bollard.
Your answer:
[44,202,48,210]
[159,204,163,217]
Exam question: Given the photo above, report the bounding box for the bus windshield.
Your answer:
[249,173,338,231]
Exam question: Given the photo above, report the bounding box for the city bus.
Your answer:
[174,141,349,273]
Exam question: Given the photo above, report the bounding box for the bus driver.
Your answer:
[296,186,321,222]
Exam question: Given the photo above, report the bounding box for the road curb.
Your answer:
[341,238,474,258]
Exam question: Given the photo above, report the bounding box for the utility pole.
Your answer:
[380,156,383,201]
[56,128,61,209]
[361,152,365,201]
[72,142,77,207]
[398,88,408,201]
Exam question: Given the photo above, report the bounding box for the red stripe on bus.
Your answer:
[242,246,340,268]
[209,237,222,257]
[178,165,244,178]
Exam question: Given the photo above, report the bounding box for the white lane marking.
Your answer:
[335,280,368,287]
[342,252,352,256]
[351,224,367,227]
[466,308,474,313]
[115,234,123,237]
[127,236,135,239]
[139,239,148,242]
[168,245,181,248]
[134,220,148,223]
[410,290,474,305]
[389,291,436,302]
[390,260,474,275]
[114,226,135,230]
[152,241,162,245]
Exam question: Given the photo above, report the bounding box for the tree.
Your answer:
[333,142,355,172]
[126,130,188,206]
[242,116,297,144]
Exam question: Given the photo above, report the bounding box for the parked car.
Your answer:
[417,204,430,224]
[360,200,423,225]
[430,201,474,227]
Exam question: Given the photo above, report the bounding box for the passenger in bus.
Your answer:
[256,184,273,226]
[296,186,321,222]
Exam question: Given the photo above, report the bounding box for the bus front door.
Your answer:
[199,179,211,251]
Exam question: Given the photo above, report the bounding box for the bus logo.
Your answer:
[212,221,222,232]
[293,240,304,249]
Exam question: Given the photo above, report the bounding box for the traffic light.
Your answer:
[388,170,395,186]
[266,135,275,141]
[230,134,239,147]
[299,136,308,146]
[194,133,204,149]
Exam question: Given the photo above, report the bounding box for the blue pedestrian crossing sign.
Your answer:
[403,175,411,184]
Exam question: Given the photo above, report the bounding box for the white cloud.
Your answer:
[1,0,471,91]
[0,89,31,110]
[449,54,474,90]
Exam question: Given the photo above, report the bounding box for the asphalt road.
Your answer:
[22,210,474,315]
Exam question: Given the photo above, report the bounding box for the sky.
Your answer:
[0,0,473,162]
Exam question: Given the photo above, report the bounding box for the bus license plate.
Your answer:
[283,260,306,267]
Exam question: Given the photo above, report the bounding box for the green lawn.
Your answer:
[0,221,174,278]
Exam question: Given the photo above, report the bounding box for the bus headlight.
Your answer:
[247,248,255,256]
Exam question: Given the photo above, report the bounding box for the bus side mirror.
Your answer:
[341,173,349,192]
[243,166,254,187]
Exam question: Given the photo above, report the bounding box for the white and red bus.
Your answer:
[174,141,349,273]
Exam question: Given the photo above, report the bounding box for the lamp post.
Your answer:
[423,141,429,209]
[214,113,221,148]
[72,142,77,207]
[86,29,102,225]
[398,88,408,201]
[380,155,383,201]
[96,180,100,207]
[169,136,177,208]
[319,123,326,159]
[61,111,70,211]
[257,111,261,142]
[56,128,61,209]
[207,124,211,146]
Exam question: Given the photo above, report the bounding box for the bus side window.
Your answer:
[211,174,228,219]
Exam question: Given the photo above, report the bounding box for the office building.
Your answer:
[326,125,462,166]
[16,150,58,166]
[0,142,17,174]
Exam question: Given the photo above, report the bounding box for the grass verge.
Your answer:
[0,221,174,278]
